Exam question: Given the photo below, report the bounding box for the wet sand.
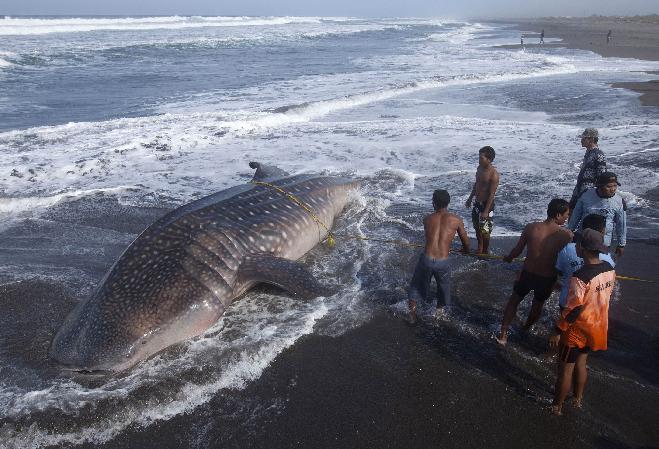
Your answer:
[82,237,659,449]
[495,16,659,107]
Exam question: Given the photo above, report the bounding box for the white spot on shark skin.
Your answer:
[282,231,288,238]
[259,246,266,252]
[248,236,255,242]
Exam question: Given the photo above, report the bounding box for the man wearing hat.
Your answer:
[568,171,626,257]
[569,128,607,210]
[548,228,616,416]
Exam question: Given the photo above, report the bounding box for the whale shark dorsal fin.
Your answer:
[249,162,290,182]
[238,254,331,299]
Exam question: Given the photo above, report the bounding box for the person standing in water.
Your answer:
[465,146,499,254]
[408,189,470,323]
[540,29,545,44]
[549,228,615,416]
[496,199,573,346]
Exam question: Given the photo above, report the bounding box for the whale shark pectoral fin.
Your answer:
[249,161,290,182]
[239,254,331,299]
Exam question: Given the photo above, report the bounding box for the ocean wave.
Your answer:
[0,50,16,70]
[0,16,323,36]
[0,294,329,449]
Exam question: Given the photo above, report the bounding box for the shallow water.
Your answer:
[0,16,658,448]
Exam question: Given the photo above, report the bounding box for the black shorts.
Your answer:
[471,201,494,236]
[558,344,590,363]
[513,270,556,303]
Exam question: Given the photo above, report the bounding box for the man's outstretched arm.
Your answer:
[504,226,528,262]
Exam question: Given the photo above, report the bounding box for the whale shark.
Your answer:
[50,162,358,372]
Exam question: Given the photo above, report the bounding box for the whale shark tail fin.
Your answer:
[249,161,290,182]
[238,254,333,299]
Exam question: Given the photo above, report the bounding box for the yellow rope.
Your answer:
[250,180,653,283]
[251,180,336,248]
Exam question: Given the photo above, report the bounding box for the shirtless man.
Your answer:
[496,198,573,345]
[408,189,470,323]
[465,146,499,254]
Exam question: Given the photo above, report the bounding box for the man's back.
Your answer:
[523,221,572,277]
[424,211,462,259]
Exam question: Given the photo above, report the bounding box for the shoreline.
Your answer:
[88,237,659,449]
[492,15,659,107]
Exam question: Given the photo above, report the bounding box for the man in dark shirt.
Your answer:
[569,128,606,210]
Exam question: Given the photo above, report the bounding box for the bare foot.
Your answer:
[550,404,563,416]
[408,301,417,324]
[493,332,507,346]
[572,397,582,409]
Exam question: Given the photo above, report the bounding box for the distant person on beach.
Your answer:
[408,189,470,323]
[569,128,606,210]
[496,199,572,346]
[607,29,612,44]
[549,228,615,416]
[465,146,499,254]
[555,214,615,311]
[521,35,524,46]
[540,29,545,44]
[568,172,626,257]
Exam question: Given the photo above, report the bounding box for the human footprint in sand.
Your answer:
[496,199,572,346]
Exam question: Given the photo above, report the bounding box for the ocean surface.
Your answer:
[0,16,658,449]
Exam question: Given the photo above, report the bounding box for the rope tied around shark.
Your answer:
[251,180,337,248]
[252,180,654,284]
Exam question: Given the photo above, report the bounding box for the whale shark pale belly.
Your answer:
[50,162,359,372]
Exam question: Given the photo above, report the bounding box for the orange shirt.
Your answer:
[556,261,615,351]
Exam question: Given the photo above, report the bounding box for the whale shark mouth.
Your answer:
[61,366,114,376]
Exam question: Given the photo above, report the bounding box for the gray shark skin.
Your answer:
[50,162,358,372]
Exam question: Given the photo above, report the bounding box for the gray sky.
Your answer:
[2,0,658,18]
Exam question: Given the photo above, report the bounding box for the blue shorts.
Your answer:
[408,254,452,307]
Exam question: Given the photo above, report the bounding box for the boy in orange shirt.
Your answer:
[548,228,616,416]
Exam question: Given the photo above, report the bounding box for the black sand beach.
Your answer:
[1,15,658,449]
[495,15,659,107]
[61,237,658,449]
[5,226,656,449]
